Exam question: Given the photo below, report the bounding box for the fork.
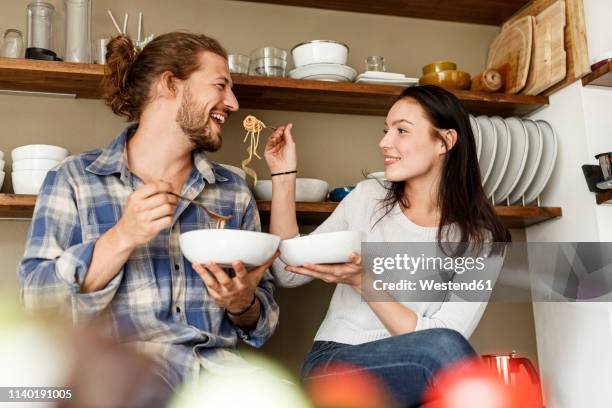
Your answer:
[168,192,232,229]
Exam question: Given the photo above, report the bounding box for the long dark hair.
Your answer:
[378,85,510,244]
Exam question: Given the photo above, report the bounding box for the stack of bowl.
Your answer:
[419,61,471,90]
[11,144,68,194]
[288,40,357,82]
[249,47,288,77]
[0,150,5,191]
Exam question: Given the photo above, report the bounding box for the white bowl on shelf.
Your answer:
[0,171,5,191]
[12,158,60,171]
[291,40,349,67]
[219,164,246,180]
[12,145,68,162]
[279,231,364,266]
[11,169,50,195]
[254,178,329,202]
[179,229,281,268]
[0,159,5,171]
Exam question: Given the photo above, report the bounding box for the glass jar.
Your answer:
[27,2,54,51]
[64,0,92,63]
[1,29,25,58]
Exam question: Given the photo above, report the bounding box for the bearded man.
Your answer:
[17,32,279,390]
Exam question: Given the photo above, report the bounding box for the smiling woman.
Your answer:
[264,84,510,407]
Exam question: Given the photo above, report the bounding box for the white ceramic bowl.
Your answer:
[0,171,4,191]
[11,145,68,162]
[0,159,4,171]
[11,169,50,195]
[254,178,329,202]
[280,231,364,266]
[219,164,246,180]
[291,40,349,67]
[180,229,281,268]
[12,158,60,171]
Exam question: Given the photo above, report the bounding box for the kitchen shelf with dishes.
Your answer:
[0,58,548,117]
[0,194,562,228]
[582,59,612,87]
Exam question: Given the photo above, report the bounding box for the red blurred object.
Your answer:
[481,352,544,408]
[305,362,395,408]
[424,355,543,408]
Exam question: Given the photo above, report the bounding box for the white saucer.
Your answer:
[508,119,543,204]
[484,116,511,199]
[522,120,558,204]
[289,63,357,82]
[494,117,529,204]
[476,116,497,185]
[356,71,408,80]
[355,77,418,86]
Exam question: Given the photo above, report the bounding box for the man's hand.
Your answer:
[114,181,178,250]
[192,251,279,313]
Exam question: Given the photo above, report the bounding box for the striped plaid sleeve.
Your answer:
[17,166,122,321]
[234,196,280,347]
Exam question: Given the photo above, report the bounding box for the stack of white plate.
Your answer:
[289,40,357,82]
[469,114,558,205]
[11,145,68,195]
[355,71,419,86]
[0,150,5,191]
[289,63,357,82]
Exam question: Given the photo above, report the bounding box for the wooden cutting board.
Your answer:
[522,0,567,95]
[487,16,534,94]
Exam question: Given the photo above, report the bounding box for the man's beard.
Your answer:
[176,87,222,152]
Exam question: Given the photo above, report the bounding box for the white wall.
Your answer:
[526,81,612,407]
[583,0,612,64]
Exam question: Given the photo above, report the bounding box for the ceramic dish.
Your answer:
[11,169,50,194]
[508,119,543,204]
[476,116,497,185]
[469,114,482,160]
[180,229,280,268]
[419,70,471,90]
[329,186,355,202]
[12,158,59,171]
[356,71,407,80]
[355,77,419,86]
[254,179,329,202]
[12,145,68,162]
[483,116,511,199]
[422,61,457,75]
[522,120,558,204]
[291,40,349,67]
[493,117,529,204]
[0,171,4,191]
[279,231,364,266]
[289,63,357,82]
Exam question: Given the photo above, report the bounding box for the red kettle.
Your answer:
[481,351,544,407]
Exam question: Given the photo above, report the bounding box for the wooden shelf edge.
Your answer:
[0,58,549,116]
[0,194,562,229]
[582,60,612,87]
[596,191,612,205]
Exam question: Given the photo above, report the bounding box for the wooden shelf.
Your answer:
[0,58,548,117]
[237,0,532,25]
[1,194,561,228]
[582,60,612,87]
[596,191,612,205]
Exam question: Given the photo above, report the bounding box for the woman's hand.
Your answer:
[285,252,363,292]
[264,123,297,174]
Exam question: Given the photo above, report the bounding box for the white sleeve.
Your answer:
[412,253,505,338]
[271,186,356,288]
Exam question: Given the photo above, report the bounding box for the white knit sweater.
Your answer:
[271,179,499,345]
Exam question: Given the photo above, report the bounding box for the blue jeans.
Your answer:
[301,328,477,408]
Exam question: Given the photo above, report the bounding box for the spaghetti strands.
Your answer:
[242,115,267,184]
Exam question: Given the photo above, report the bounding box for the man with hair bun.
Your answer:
[17,32,280,391]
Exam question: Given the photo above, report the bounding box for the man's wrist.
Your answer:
[227,294,258,316]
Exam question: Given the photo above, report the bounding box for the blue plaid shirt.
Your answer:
[17,125,279,387]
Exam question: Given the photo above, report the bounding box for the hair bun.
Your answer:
[102,35,138,117]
